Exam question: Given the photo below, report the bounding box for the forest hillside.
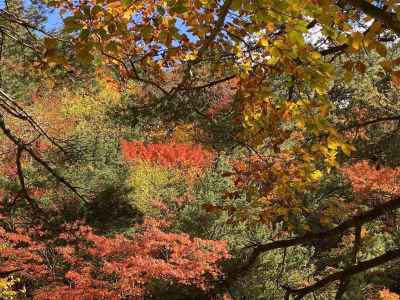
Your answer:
[1,0,400,299]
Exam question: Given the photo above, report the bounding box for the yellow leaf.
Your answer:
[183,52,197,61]
[327,137,340,150]
[259,37,269,47]
[266,22,275,32]
[341,143,355,156]
[314,86,326,95]
[310,51,321,61]
[276,207,289,216]
[310,170,322,181]
[351,32,363,50]
[296,119,306,129]
[267,47,280,65]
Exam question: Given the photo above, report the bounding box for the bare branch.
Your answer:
[0,88,69,156]
[15,146,43,214]
[183,75,236,90]
[0,116,87,203]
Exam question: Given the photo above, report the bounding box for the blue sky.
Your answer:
[44,9,63,31]
[1,0,198,40]
[0,0,64,30]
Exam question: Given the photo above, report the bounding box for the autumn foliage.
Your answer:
[380,289,400,300]
[3,0,400,298]
[121,140,213,170]
[0,217,229,299]
[342,161,400,196]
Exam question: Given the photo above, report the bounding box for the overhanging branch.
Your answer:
[225,195,400,283]
[289,248,400,299]
[343,0,400,35]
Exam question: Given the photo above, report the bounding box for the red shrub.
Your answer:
[341,160,400,196]
[121,140,213,170]
[0,218,229,299]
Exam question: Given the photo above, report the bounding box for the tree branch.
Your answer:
[173,0,233,93]
[184,75,236,90]
[0,268,23,278]
[0,116,86,203]
[343,0,400,35]
[290,247,400,299]
[335,225,361,299]
[0,88,69,156]
[342,115,400,131]
[225,195,400,283]
[15,146,43,214]
[320,44,348,56]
